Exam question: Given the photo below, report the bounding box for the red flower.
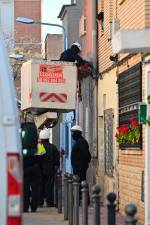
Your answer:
[130,119,139,127]
[118,124,129,135]
[116,124,129,135]
[121,127,129,135]
[116,127,122,132]
[115,119,140,144]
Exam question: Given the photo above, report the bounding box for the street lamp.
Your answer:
[16,17,67,50]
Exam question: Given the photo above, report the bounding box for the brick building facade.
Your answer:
[14,0,42,99]
[97,0,150,224]
[14,0,41,53]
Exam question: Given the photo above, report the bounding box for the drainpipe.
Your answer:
[92,0,97,69]
[91,0,98,173]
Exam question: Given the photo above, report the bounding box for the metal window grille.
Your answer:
[104,108,114,176]
[118,63,142,108]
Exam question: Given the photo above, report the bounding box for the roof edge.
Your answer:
[57,4,76,20]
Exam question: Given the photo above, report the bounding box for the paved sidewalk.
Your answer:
[23,208,68,225]
[23,206,125,225]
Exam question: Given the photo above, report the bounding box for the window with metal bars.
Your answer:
[118,63,142,149]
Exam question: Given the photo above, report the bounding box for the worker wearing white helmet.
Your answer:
[70,125,83,132]
[38,128,60,208]
[60,41,87,66]
[39,128,50,140]
[70,124,91,201]
[71,42,82,51]
[36,129,48,156]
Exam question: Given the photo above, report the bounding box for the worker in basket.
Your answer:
[59,42,93,80]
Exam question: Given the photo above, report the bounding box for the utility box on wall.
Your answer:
[21,60,77,114]
[138,102,147,125]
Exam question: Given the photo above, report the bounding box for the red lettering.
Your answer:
[38,64,66,83]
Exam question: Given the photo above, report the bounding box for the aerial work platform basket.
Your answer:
[21,60,77,114]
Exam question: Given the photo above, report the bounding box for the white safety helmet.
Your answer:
[71,125,83,132]
[39,128,50,139]
[71,42,82,51]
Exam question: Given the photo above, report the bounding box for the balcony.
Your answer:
[112,29,150,54]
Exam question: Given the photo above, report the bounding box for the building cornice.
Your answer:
[99,53,137,77]
[57,4,76,20]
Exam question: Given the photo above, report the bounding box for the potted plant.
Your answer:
[115,118,140,145]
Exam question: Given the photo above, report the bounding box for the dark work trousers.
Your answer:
[40,174,55,207]
[73,167,87,199]
[73,167,87,183]
[23,164,41,212]
[73,167,90,204]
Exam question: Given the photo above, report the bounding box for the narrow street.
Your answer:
[23,206,125,225]
[23,208,68,225]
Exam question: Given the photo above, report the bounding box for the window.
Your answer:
[119,63,142,108]
[97,11,104,33]
[118,63,142,149]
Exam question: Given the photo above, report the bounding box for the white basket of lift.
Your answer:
[21,60,77,114]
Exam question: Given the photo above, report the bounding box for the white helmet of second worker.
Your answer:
[71,42,82,51]
[39,128,50,139]
[71,125,83,132]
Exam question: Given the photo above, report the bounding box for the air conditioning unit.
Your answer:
[108,18,120,40]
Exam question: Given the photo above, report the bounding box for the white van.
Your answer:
[0,32,22,224]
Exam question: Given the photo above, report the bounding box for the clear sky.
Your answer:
[42,0,71,44]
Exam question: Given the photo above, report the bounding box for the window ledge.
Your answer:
[120,149,143,155]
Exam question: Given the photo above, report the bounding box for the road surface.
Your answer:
[23,207,68,225]
[23,206,125,225]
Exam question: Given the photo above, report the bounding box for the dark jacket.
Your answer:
[21,122,39,169]
[71,136,91,172]
[23,148,38,169]
[21,122,38,149]
[40,141,60,176]
[60,45,85,66]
